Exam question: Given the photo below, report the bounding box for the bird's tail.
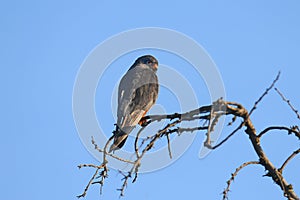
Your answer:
[109,126,128,153]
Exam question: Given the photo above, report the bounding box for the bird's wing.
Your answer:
[117,65,158,130]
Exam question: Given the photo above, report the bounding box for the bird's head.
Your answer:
[135,55,158,71]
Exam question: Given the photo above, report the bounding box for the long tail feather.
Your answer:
[109,126,128,153]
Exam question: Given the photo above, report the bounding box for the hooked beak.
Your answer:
[153,63,158,70]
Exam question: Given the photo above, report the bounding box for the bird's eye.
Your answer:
[146,60,152,64]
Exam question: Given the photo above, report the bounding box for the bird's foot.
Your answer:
[138,118,150,127]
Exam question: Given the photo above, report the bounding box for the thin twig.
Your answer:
[278,148,300,173]
[258,126,300,139]
[134,126,145,158]
[249,71,281,116]
[117,120,182,196]
[225,100,299,200]
[166,126,208,135]
[91,137,135,164]
[118,172,131,197]
[141,105,212,125]
[275,87,300,120]
[204,99,227,148]
[209,101,245,149]
[223,161,260,200]
[210,122,244,150]
[227,116,237,126]
[77,168,100,198]
[78,88,300,199]
[101,135,114,163]
[166,133,172,159]
[77,136,114,198]
[78,164,105,169]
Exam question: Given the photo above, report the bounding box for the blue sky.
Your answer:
[2,1,300,200]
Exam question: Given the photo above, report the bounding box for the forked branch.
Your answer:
[78,72,299,199]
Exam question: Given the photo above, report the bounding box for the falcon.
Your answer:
[109,55,159,152]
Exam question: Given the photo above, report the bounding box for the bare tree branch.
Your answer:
[77,136,114,198]
[258,126,300,139]
[78,164,105,169]
[166,133,172,159]
[248,71,281,116]
[92,136,135,164]
[117,171,132,197]
[275,87,300,120]
[210,121,243,150]
[77,168,101,198]
[279,148,300,173]
[166,126,209,135]
[222,161,260,200]
[78,72,299,200]
[142,104,212,125]
[224,102,299,200]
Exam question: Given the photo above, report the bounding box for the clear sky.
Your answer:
[2,1,300,200]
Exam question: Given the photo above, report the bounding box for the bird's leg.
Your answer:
[138,110,150,127]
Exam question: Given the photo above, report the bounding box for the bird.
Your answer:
[109,55,159,153]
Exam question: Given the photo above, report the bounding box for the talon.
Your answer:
[139,118,148,127]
